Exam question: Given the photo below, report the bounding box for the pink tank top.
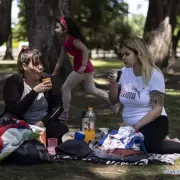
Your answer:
[63,36,94,72]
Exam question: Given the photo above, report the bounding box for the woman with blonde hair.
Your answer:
[108,37,180,153]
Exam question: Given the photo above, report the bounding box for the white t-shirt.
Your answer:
[118,67,167,125]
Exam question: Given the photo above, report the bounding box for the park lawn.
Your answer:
[0,59,123,72]
[1,89,180,180]
[91,59,124,70]
[0,59,180,179]
[0,59,122,73]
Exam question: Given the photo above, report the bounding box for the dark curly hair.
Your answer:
[57,16,86,45]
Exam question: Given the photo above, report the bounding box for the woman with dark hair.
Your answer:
[2,47,69,143]
[52,16,109,121]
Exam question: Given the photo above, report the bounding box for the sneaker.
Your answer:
[58,112,68,121]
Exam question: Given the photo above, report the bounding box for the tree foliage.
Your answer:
[128,15,146,37]
[12,0,27,41]
[71,0,132,51]
[13,0,137,56]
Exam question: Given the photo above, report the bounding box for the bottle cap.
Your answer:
[88,107,92,110]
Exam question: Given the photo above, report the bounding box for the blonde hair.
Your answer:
[122,37,161,84]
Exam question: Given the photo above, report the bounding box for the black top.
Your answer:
[2,73,63,125]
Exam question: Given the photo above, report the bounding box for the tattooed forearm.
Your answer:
[150,90,164,107]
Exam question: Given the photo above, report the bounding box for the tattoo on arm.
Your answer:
[150,90,164,107]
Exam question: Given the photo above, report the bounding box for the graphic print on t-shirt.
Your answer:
[131,85,145,98]
[121,88,136,100]
[120,84,145,100]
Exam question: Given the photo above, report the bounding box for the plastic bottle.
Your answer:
[80,108,87,131]
[82,107,96,143]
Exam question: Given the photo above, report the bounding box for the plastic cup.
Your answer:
[42,77,51,83]
[41,72,52,84]
[47,138,58,155]
[48,138,58,147]
[74,132,85,140]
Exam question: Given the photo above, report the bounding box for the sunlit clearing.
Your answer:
[166,89,180,96]
[88,166,127,179]
[94,78,109,85]
[91,60,123,69]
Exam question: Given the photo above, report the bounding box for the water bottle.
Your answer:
[82,106,96,143]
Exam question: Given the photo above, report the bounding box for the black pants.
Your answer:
[139,115,180,154]
[46,119,69,145]
[45,104,69,145]
[139,115,168,153]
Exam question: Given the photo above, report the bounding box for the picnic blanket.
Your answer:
[54,126,180,166]
[97,127,146,152]
[54,147,180,165]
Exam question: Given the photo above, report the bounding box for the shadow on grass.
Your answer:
[0,66,180,179]
[1,161,180,180]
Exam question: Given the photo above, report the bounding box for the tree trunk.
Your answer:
[0,0,12,46]
[24,0,72,94]
[59,0,72,16]
[172,29,180,59]
[143,0,180,69]
[3,33,14,60]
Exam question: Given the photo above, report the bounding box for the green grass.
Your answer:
[2,40,19,49]
[0,59,180,180]
[91,59,124,70]
[0,59,123,72]
[0,65,17,73]
[12,40,19,48]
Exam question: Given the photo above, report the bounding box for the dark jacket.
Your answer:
[2,73,63,125]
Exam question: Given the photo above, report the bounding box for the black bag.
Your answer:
[56,140,92,158]
[4,139,54,165]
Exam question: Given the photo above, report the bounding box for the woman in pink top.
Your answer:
[52,17,108,121]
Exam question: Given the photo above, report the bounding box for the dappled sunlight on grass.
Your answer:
[1,60,180,179]
[94,78,109,85]
[89,166,127,180]
[166,89,180,96]
[91,59,123,70]
[164,89,180,137]
[88,164,173,179]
